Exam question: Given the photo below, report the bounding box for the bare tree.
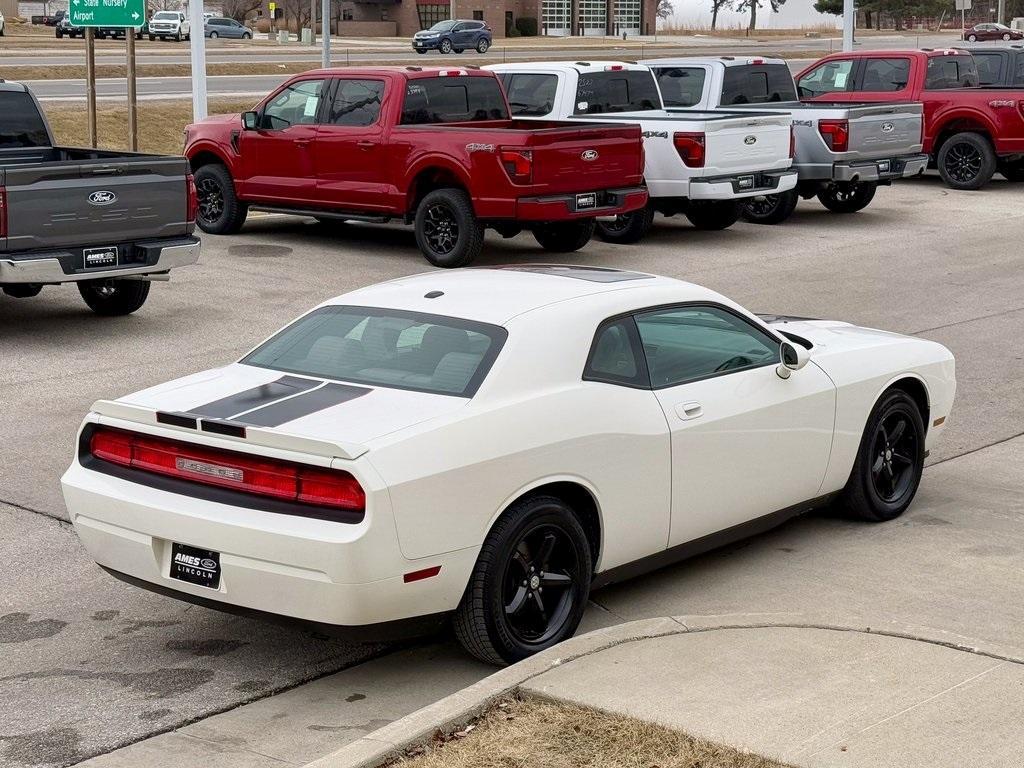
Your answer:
[221,0,263,21]
[734,0,785,30]
[710,0,730,28]
[657,0,674,19]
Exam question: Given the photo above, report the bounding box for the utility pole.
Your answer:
[842,0,854,51]
[86,28,97,148]
[997,0,1005,24]
[310,0,316,44]
[189,0,208,120]
[127,27,138,151]
[321,0,330,67]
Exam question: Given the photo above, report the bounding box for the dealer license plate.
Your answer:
[170,542,221,589]
[83,246,118,269]
[877,159,891,174]
[576,192,597,210]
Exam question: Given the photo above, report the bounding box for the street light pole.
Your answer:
[321,0,330,67]
[842,0,854,51]
[189,0,208,120]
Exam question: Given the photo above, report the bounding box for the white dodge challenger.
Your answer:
[62,267,955,664]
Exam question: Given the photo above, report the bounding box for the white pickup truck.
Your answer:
[641,57,928,224]
[484,61,798,243]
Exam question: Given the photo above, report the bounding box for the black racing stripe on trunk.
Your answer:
[189,376,321,419]
[237,383,371,428]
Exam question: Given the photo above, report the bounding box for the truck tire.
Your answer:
[2,284,43,298]
[998,160,1024,182]
[685,200,740,230]
[595,204,655,244]
[937,132,996,191]
[532,219,596,252]
[816,181,877,213]
[194,163,248,235]
[740,189,800,225]
[78,279,151,316]
[149,34,156,40]
[414,188,484,268]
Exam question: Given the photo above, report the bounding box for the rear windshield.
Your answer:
[153,12,179,19]
[401,76,508,124]
[501,72,559,116]
[925,56,979,89]
[972,51,1003,85]
[652,66,707,108]
[574,71,661,114]
[721,64,797,104]
[0,92,50,149]
[242,306,507,397]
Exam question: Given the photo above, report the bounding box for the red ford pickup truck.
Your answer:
[797,49,1024,189]
[184,67,647,267]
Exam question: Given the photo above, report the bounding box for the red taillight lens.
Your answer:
[789,125,796,159]
[673,132,705,167]
[500,149,533,183]
[186,173,198,224]
[88,427,365,513]
[0,187,7,239]
[818,119,849,152]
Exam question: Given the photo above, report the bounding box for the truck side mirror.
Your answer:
[777,340,810,379]
[242,111,259,130]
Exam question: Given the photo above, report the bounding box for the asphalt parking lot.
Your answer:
[2,174,1023,767]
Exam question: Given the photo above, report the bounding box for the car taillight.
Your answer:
[789,124,796,159]
[673,132,705,167]
[186,173,198,224]
[0,187,6,239]
[500,149,533,183]
[88,426,365,513]
[819,119,849,152]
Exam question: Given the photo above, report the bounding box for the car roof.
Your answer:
[299,66,498,80]
[641,56,787,68]
[323,267,712,325]
[486,61,649,74]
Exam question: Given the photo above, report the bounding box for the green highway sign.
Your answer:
[69,0,145,27]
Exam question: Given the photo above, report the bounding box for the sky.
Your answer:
[664,0,843,29]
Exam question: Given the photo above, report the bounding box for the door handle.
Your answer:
[295,139,311,148]
[675,401,703,420]
[357,141,374,150]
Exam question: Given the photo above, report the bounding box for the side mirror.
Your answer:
[777,340,810,379]
[242,111,259,130]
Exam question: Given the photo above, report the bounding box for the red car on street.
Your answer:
[962,23,1023,42]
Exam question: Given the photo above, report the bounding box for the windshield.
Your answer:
[429,20,457,31]
[242,306,507,397]
[153,12,178,20]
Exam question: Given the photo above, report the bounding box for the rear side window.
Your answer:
[652,67,706,108]
[797,59,855,97]
[721,64,797,104]
[859,58,910,92]
[925,56,979,89]
[584,317,647,387]
[0,92,50,148]
[502,73,558,116]
[972,52,1003,85]
[401,76,508,124]
[574,71,661,114]
[327,79,384,126]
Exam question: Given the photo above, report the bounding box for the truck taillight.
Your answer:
[673,132,705,167]
[0,187,6,239]
[186,173,198,224]
[500,149,533,183]
[789,125,796,159]
[819,119,849,152]
[89,426,365,514]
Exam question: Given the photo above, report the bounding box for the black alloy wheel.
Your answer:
[816,181,877,214]
[196,175,224,224]
[595,204,655,244]
[937,132,996,190]
[740,188,800,224]
[193,163,248,234]
[422,202,459,255]
[943,143,982,185]
[868,411,919,505]
[413,187,483,267]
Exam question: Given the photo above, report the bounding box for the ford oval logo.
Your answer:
[88,190,117,206]
[744,135,757,145]
[581,149,599,161]
[200,558,218,570]
[881,122,895,133]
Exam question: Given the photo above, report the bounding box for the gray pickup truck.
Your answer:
[0,81,200,315]
[643,57,928,224]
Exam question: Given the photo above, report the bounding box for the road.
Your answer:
[2,174,1023,767]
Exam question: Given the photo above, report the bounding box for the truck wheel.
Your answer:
[532,219,595,252]
[816,181,877,213]
[439,38,453,53]
[78,280,151,316]
[595,204,655,244]
[937,132,996,191]
[998,160,1024,182]
[194,164,248,235]
[685,200,740,230]
[740,189,800,225]
[149,34,156,40]
[414,188,484,268]
[2,284,43,298]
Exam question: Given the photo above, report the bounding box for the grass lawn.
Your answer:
[391,696,792,768]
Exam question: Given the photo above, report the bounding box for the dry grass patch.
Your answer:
[390,696,793,768]
[45,99,256,155]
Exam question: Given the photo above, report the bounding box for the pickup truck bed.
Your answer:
[0,82,199,315]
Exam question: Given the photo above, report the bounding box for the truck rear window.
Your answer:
[0,92,50,149]
[401,77,508,124]
[652,67,706,108]
[970,51,1003,85]
[574,71,661,114]
[925,56,979,89]
[721,65,797,105]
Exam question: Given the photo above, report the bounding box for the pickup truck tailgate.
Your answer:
[519,122,644,192]
[845,103,923,157]
[702,113,793,175]
[2,153,191,253]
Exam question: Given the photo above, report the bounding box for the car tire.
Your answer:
[685,199,741,230]
[477,38,490,53]
[416,49,427,54]
[242,31,252,39]
[209,30,218,38]
[78,279,151,316]
[532,219,596,252]
[595,204,655,244]
[439,38,452,53]
[453,494,592,666]
[998,159,1024,182]
[1003,33,1011,40]
[56,29,63,37]
[967,34,977,41]
[414,187,484,268]
[937,131,996,190]
[740,188,800,224]
[194,163,248,235]
[174,31,181,41]
[149,34,156,40]
[816,181,877,213]
[838,389,925,523]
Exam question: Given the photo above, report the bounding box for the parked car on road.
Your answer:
[148,10,190,41]
[205,17,252,39]
[956,44,1024,86]
[0,81,200,315]
[486,61,798,243]
[412,20,492,54]
[62,266,956,664]
[643,56,927,224]
[42,10,65,25]
[56,17,140,38]
[184,67,647,267]
[797,49,1024,188]
[963,22,1023,41]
